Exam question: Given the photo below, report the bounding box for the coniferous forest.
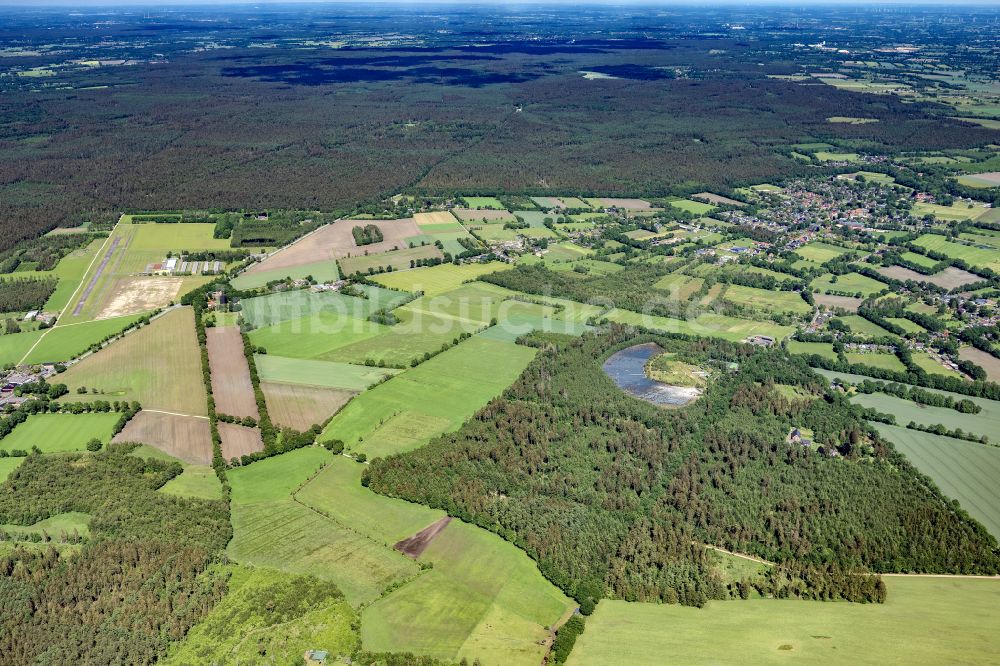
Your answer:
[367,327,1000,609]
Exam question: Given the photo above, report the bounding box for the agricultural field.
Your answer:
[604,308,795,343]
[912,202,988,222]
[57,307,206,415]
[813,293,862,312]
[833,314,896,338]
[568,578,1000,666]
[794,241,851,263]
[219,423,265,460]
[320,335,536,457]
[339,244,443,275]
[113,411,213,464]
[956,171,1000,188]
[852,393,999,442]
[876,264,981,289]
[912,234,1000,271]
[11,313,145,365]
[0,412,119,454]
[239,288,403,329]
[158,464,223,501]
[722,285,811,315]
[959,347,1000,382]
[911,351,962,378]
[786,340,837,360]
[248,312,389,360]
[666,198,715,215]
[255,355,401,391]
[230,259,340,290]
[462,196,505,209]
[873,424,1000,540]
[227,448,421,606]
[206,326,259,419]
[261,382,354,430]
[844,352,906,372]
[811,272,887,297]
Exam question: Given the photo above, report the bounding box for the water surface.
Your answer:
[602,342,701,407]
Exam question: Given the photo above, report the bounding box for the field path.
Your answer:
[540,604,580,666]
[703,543,774,566]
[143,408,209,420]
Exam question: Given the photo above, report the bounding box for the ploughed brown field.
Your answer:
[206,326,259,419]
[451,208,516,223]
[814,293,863,312]
[261,381,355,430]
[219,422,265,461]
[393,516,453,559]
[244,217,421,276]
[112,410,213,464]
[877,265,981,290]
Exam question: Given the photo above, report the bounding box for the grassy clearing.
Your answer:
[853,393,999,442]
[834,314,896,338]
[786,341,837,360]
[794,242,851,263]
[363,519,572,665]
[0,458,23,483]
[0,412,119,454]
[0,512,91,540]
[667,198,716,215]
[372,262,511,297]
[873,424,1000,539]
[227,448,420,606]
[723,285,811,314]
[912,234,1000,271]
[320,335,536,457]
[158,465,223,500]
[462,196,505,209]
[568,578,1000,665]
[165,565,356,665]
[811,272,887,297]
[0,329,45,366]
[57,307,207,415]
[844,352,906,372]
[255,354,401,391]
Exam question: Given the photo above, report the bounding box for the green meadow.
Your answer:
[873,424,1000,540]
[811,272,887,297]
[912,234,1000,271]
[0,458,23,483]
[21,314,146,364]
[786,340,837,360]
[320,335,536,457]
[227,448,420,606]
[794,241,851,263]
[372,262,511,297]
[0,412,120,454]
[852,393,999,441]
[254,354,402,391]
[568,578,1000,665]
[723,285,811,314]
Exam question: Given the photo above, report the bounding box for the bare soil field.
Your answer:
[244,218,421,276]
[877,265,980,289]
[206,326,259,419]
[599,198,653,210]
[413,211,459,226]
[957,172,1000,188]
[815,293,863,312]
[959,347,1000,382]
[96,276,183,319]
[112,410,212,464]
[394,516,453,559]
[261,381,354,430]
[219,422,264,461]
[691,192,745,206]
[452,208,516,223]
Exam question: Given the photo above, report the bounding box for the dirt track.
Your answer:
[394,516,452,559]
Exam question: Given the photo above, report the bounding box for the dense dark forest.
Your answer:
[0,6,997,251]
[367,327,999,608]
[0,445,231,664]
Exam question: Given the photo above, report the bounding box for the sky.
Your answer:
[2,0,998,5]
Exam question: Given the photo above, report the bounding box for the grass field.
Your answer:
[362,519,572,665]
[165,565,356,665]
[912,234,1000,271]
[240,289,387,329]
[0,511,92,541]
[248,312,390,360]
[667,198,716,215]
[0,458,23,484]
[912,202,988,222]
[227,447,420,606]
[811,272,887,297]
[568,578,1000,665]
[16,314,145,365]
[230,259,340,290]
[372,262,510,297]
[887,317,926,335]
[786,340,837,360]
[462,196,505,209]
[320,335,536,457]
[794,242,851,263]
[873,424,1000,539]
[653,273,703,298]
[57,308,207,415]
[834,314,895,338]
[43,238,104,312]
[255,354,401,390]
[845,352,906,372]
[0,329,45,366]
[0,412,119,454]
[911,351,962,378]
[605,309,795,343]
[262,382,354,430]
[723,285,811,314]
[158,465,223,500]
[853,393,999,442]
[339,244,444,275]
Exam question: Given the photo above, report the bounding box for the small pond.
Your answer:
[602,342,701,407]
